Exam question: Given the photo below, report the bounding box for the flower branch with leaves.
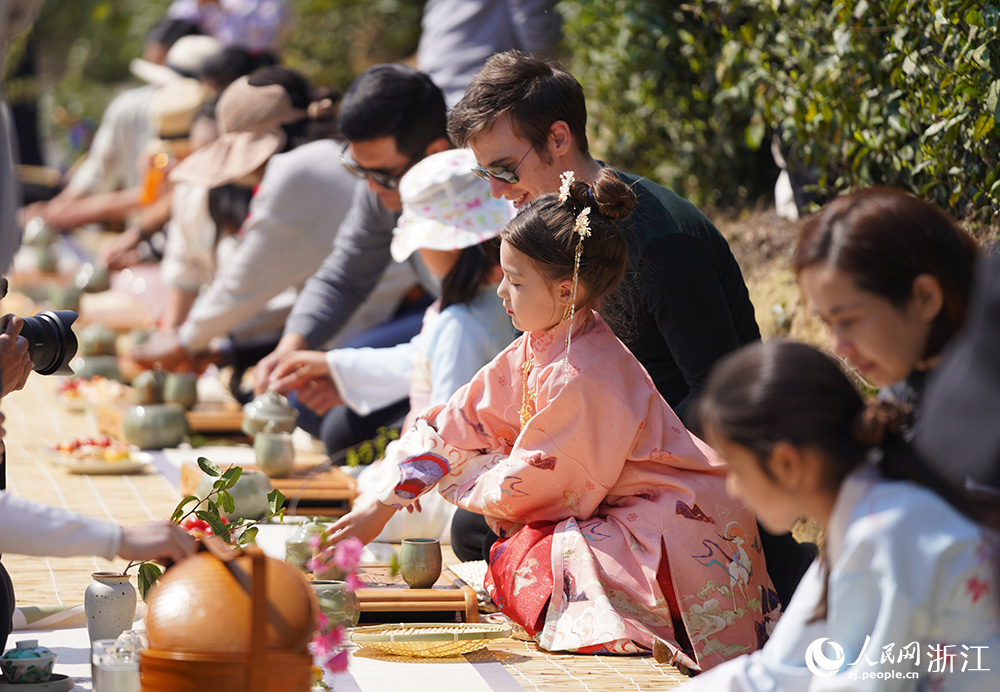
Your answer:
[123,456,286,599]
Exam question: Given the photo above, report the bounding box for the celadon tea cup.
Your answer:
[399,538,442,589]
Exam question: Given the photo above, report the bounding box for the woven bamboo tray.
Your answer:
[350,622,510,657]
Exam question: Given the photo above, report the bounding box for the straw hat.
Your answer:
[150,78,209,140]
[169,76,306,188]
[130,35,224,86]
[390,149,514,263]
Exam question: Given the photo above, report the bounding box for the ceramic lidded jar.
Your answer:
[242,390,298,437]
[122,403,188,449]
[0,640,56,683]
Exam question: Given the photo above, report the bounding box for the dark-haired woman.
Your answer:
[686,339,999,691]
[795,186,979,431]
[322,169,775,669]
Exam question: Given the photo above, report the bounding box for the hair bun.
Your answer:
[852,400,911,447]
[590,168,636,221]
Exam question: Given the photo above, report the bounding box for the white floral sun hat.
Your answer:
[390,149,515,262]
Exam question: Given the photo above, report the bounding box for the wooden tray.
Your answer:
[96,400,246,438]
[181,461,357,517]
[354,564,479,623]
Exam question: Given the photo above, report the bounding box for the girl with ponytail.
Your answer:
[321,168,776,670]
[687,339,999,691]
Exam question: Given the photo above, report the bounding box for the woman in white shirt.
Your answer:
[686,340,999,692]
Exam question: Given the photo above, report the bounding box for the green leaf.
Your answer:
[198,457,222,477]
[267,489,286,516]
[744,120,765,149]
[196,511,232,541]
[987,80,1000,121]
[220,490,235,515]
[137,562,163,601]
[973,115,995,142]
[222,465,243,489]
[170,496,200,522]
[239,526,259,546]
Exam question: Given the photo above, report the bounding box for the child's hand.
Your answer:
[324,496,398,547]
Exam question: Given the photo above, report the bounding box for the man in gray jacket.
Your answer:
[254,63,450,451]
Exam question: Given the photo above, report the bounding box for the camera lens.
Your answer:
[19,310,79,376]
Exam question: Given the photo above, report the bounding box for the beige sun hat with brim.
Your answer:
[151,78,210,140]
[130,35,224,87]
[169,76,306,188]
[390,149,515,263]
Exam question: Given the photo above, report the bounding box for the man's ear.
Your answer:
[767,441,806,491]
[424,137,451,158]
[911,273,944,323]
[548,121,573,160]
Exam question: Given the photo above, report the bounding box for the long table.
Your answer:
[2,374,688,691]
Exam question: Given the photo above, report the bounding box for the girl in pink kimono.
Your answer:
[329,169,777,671]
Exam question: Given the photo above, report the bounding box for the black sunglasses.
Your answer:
[471,145,534,185]
[339,143,420,190]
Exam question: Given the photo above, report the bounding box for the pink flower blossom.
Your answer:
[334,537,364,571]
[323,649,350,673]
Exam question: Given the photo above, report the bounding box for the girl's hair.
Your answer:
[208,183,254,241]
[439,238,501,310]
[794,186,979,359]
[246,66,341,149]
[500,167,635,311]
[699,339,1000,618]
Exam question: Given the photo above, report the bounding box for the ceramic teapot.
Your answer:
[242,390,298,437]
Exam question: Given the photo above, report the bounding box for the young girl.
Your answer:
[688,340,999,691]
[795,187,979,432]
[328,169,776,670]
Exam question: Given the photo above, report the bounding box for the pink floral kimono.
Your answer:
[376,312,778,670]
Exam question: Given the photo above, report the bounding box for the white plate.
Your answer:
[49,451,154,475]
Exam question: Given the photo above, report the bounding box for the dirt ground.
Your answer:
[713,207,825,347]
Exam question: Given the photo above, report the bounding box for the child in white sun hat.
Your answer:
[270,148,517,542]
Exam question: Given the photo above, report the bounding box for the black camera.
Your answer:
[19,310,79,376]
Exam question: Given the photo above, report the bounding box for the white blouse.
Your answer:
[681,463,999,691]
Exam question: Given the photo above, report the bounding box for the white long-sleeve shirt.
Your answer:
[0,491,120,559]
[680,464,999,691]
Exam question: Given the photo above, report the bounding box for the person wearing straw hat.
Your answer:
[131,67,420,383]
[270,149,516,464]
[97,77,214,270]
[21,21,207,233]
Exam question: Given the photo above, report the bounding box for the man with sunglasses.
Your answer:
[254,63,449,454]
[447,51,818,611]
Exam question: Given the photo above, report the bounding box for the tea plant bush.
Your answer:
[560,0,999,222]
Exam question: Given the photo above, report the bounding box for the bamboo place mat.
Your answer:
[2,373,181,606]
[3,374,689,690]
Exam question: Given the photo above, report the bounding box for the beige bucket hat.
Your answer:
[169,76,306,187]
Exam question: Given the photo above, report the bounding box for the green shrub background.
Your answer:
[561,0,999,223]
[7,0,998,224]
